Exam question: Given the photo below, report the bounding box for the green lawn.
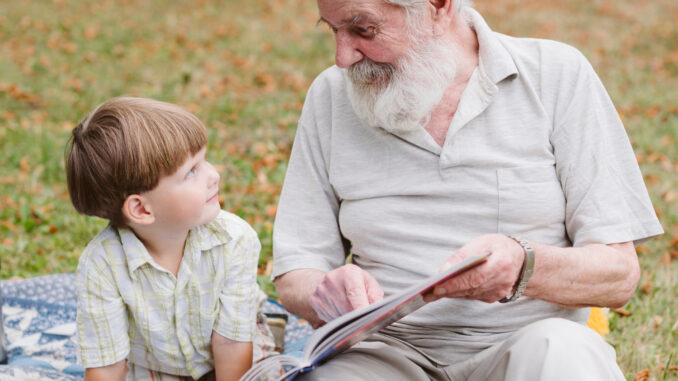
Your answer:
[1,0,676,379]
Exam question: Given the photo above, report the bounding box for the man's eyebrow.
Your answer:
[316,15,363,29]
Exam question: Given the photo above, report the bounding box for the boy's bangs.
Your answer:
[129,107,208,190]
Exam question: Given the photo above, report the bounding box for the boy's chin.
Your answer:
[200,205,221,225]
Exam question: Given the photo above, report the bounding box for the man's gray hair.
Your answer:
[384,0,472,15]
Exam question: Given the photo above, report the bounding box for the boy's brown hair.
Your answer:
[66,97,208,227]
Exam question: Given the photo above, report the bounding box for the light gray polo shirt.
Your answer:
[272,9,663,364]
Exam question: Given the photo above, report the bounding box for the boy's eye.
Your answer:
[186,166,197,179]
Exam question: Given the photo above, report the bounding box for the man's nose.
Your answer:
[334,32,363,68]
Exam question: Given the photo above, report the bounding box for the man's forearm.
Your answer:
[274,268,326,327]
[525,241,639,308]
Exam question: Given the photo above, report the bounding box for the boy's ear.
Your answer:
[122,194,155,225]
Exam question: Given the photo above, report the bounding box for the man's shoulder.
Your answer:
[495,32,590,73]
[307,65,346,95]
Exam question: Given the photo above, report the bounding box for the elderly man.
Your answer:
[273,0,663,379]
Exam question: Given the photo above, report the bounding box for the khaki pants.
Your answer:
[298,318,625,381]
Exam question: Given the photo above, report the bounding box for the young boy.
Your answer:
[66,97,276,381]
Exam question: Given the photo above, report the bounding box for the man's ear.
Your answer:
[122,194,155,225]
[428,0,454,34]
[429,0,453,18]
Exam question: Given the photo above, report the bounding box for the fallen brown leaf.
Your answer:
[652,315,663,329]
[661,252,671,266]
[20,156,29,174]
[633,369,649,381]
[662,190,678,202]
[640,281,652,294]
[613,307,631,316]
[265,204,277,218]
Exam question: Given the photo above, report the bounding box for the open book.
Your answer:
[241,253,490,381]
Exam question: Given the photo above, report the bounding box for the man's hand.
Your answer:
[310,264,384,322]
[427,234,525,303]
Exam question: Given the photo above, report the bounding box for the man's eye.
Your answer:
[186,167,196,178]
[352,25,376,39]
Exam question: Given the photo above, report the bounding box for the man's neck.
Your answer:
[425,14,479,146]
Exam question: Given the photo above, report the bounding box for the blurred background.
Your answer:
[0,0,676,379]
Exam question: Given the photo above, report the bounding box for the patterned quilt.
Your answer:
[0,274,313,380]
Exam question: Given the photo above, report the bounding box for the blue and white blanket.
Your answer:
[0,274,313,380]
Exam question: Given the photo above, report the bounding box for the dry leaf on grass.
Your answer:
[613,307,632,316]
[633,369,649,381]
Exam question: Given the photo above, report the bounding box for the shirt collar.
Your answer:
[119,227,154,274]
[119,215,233,275]
[465,8,518,85]
[189,214,233,252]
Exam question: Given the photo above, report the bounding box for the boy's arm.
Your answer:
[212,330,253,381]
[84,360,127,381]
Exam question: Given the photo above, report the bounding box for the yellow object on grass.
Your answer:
[587,307,610,336]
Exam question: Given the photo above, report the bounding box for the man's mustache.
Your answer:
[347,59,395,86]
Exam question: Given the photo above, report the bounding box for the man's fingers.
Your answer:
[345,284,370,310]
[310,264,384,321]
[364,272,384,303]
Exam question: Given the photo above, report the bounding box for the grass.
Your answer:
[0,0,676,379]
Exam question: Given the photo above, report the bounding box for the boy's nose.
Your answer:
[207,162,220,186]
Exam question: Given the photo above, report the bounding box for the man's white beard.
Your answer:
[345,36,458,136]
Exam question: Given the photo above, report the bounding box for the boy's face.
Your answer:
[143,147,221,230]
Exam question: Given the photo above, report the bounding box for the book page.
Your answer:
[307,253,490,364]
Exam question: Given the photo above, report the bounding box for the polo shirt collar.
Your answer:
[120,217,232,275]
[466,8,518,85]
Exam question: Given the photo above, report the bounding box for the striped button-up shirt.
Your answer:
[76,210,264,379]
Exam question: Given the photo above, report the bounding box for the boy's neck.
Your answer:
[130,223,189,277]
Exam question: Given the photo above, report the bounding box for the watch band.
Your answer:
[499,236,535,303]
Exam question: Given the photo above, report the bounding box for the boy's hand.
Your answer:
[84,360,127,381]
[212,331,253,381]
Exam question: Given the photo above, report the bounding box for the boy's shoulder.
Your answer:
[199,210,258,243]
[76,224,125,279]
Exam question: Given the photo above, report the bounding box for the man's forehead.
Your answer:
[317,0,387,26]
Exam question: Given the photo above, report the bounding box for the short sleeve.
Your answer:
[549,49,663,246]
[213,221,261,341]
[272,76,350,279]
[76,243,130,367]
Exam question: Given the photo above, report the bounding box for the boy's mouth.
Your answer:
[206,193,218,203]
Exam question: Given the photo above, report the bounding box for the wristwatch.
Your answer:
[499,236,535,303]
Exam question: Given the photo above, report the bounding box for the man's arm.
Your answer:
[212,331,252,381]
[275,269,326,327]
[275,265,384,326]
[525,240,638,308]
[84,360,126,381]
[432,234,639,308]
